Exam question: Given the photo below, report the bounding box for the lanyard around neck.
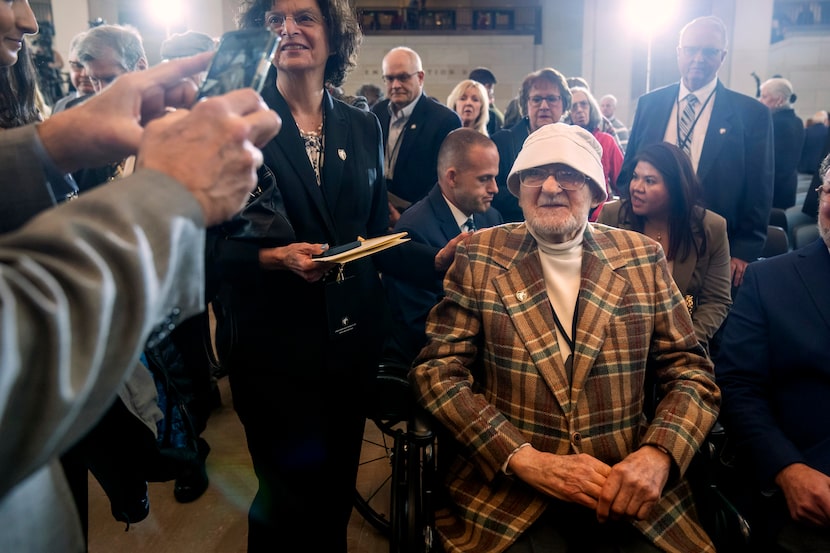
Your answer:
[551,300,578,380]
[675,87,716,152]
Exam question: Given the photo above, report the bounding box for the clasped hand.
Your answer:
[509,444,671,523]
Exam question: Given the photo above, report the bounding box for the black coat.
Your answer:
[490,118,530,223]
[770,108,805,209]
[372,94,461,204]
[208,86,390,397]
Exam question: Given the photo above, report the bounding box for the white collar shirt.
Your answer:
[663,77,718,172]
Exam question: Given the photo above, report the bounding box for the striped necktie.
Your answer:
[678,93,698,154]
[463,216,477,233]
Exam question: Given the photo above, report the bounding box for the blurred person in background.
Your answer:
[759,77,804,209]
[447,78,489,136]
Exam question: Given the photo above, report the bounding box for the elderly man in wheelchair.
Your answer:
[406,124,720,553]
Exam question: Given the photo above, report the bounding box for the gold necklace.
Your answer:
[298,122,323,137]
[644,220,667,244]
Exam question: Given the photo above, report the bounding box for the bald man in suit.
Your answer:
[620,16,773,288]
[372,47,461,218]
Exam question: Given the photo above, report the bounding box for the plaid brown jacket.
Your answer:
[411,223,720,553]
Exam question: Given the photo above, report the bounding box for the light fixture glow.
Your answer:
[150,0,186,30]
[625,0,679,93]
[625,0,678,38]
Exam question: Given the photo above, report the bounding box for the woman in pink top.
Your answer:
[569,86,624,198]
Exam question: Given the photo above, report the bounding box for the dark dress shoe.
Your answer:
[174,438,210,503]
[111,481,150,530]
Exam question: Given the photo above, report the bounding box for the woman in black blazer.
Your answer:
[207,1,393,550]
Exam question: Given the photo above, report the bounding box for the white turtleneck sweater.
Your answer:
[526,222,586,370]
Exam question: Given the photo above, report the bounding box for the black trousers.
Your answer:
[504,503,661,553]
[227,338,377,553]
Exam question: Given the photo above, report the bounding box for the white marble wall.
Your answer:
[48,1,829,124]
[51,0,233,67]
[347,35,537,110]
[768,35,830,121]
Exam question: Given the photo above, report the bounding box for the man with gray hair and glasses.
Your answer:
[620,15,773,290]
[372,46,461,221]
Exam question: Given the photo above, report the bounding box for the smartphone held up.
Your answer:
[196,28,280,101]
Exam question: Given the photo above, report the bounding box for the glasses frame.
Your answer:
[816,185,830,199]
[528,95,562,107]
[264,10,325,33]
[382,72,419,84]
[678,46,724,59]
[519,167,587,190]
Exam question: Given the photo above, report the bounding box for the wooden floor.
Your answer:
[87,376,389,553]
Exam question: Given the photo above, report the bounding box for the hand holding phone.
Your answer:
[313,241,362,258]
[196,29,280,101]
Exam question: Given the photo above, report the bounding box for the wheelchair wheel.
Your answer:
[355,361,413,535]
[354,416,403,536]
[391,414,436,553]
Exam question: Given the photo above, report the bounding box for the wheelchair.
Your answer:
[354,361,437,553]
[355,363,753,553]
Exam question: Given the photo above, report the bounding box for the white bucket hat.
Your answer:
[506,123,607,204]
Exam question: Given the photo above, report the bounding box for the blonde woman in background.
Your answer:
[447,78,489,135]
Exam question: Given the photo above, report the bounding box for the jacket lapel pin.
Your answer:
[338,148,347,161]
[719,128,726,134]
[516,291,527,302]
[410,123,417,129]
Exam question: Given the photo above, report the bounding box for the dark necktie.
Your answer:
[678,93,698,154]
[463,216,477,233]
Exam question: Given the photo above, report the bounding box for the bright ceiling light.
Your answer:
[149,0,186,29]
[625,0,678,38]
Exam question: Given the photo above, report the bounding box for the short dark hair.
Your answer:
[437,128,496,176]
[468,67,496,86]
[519,67,571,117]
[237,0,361,87]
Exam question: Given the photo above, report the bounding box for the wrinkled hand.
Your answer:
[434,232,471,272]
[137,89,281,226]
[39,52,215,172]
[775,463,830,527]
[508,446,612,510]
[259,242,333,282]
[730,257,749,287]
[596,445,671,523]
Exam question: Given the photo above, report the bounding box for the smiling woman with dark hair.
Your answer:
[208,1,390,551]
[598,142,732,351]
